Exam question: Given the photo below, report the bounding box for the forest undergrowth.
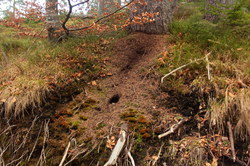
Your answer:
[0,1,249,166]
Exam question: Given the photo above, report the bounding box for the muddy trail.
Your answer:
[1,33,248,166]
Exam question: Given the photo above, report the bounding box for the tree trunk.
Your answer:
[129,0,177,34]
[46,0,61,42]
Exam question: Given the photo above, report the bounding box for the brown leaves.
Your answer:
[106,136,116,149]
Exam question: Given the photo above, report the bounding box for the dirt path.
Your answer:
[70,33,169,141]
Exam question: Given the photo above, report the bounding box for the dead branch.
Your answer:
[27,121,44,162]
[64,148,87,166]
[62,0,135,32]
[6,150,28,166]
[205,52,212,81]
[158,117,192,139]
[36,120,50,166]
[104,123,128,166]
[161,58,205,83]
[14,116,38,154]
[64,143,98,166]
[227,121,236,162]
[127,151,135,166]
[59,141,71,166]
[152,143,164,166]
[0,125,16,136]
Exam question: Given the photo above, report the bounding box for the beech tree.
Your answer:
[129,0,177,34]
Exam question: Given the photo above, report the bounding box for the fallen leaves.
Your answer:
[106,136,116,149]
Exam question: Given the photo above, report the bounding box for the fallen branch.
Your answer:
[227,121,236,162]
[104,123,128,166]
[59,141,71,166]
[161,58,205,83]
[205,52,212,81]
[152,143,164,165]
[158,117,192,139]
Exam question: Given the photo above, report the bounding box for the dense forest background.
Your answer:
[0,0,249,165]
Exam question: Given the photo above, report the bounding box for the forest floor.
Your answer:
[1,31,249,166]
[1,1,250,163]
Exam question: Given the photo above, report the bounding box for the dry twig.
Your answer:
[227,121,236,162]
[152,143,164,166]
[59,141,71,166]
[161,58,205,83]
[158,117,192,139]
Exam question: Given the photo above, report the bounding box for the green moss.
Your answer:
[70,120,80,130]
[79,114,88,121]
[120,108,138,119]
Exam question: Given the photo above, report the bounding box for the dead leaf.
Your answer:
[106,136,116,149]
[107,72,113,76]
[91,81,97,86]
[151,155,159,161]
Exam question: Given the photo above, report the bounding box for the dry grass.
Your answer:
[0,56,67,118]
[207,89,250,141]
[167,137,208,166]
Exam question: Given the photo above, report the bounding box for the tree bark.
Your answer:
[46,0,61,42]
[129,0,177,34]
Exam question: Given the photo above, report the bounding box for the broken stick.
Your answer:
[104,123,128,166]
[59,141,71,166]
[158,117,191,139]
[227,121,236,162]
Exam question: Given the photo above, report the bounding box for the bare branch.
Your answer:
[62,0,135,32]
[161,57,205,83]
[72,0,89,8]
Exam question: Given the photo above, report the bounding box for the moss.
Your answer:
[79,114,88,121]
[120,108,138,119]
[70,120,80,130]
[124,117,138,123]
